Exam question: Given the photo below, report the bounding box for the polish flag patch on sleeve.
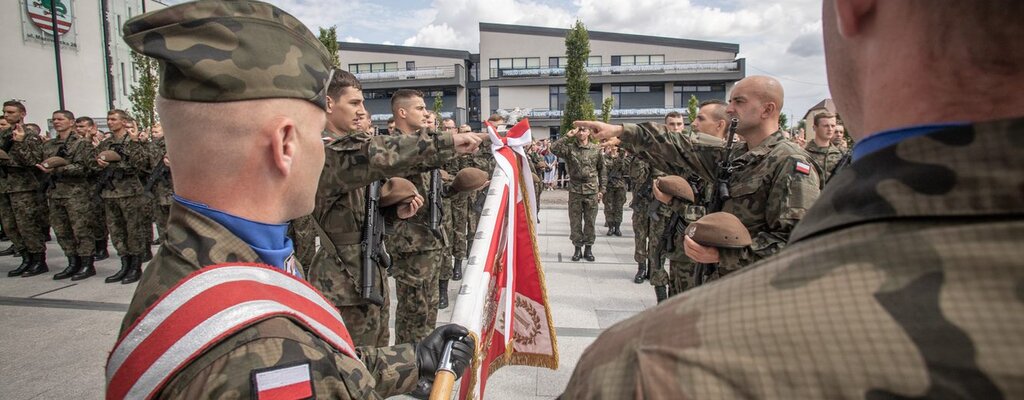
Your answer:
[252,362,314,400]
[795,161,812,175]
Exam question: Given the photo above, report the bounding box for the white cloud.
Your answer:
[342,36,363,43]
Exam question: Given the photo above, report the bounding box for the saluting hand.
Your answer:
[573,121,623,141]
[12,124,25,142]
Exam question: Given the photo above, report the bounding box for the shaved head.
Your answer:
[739,76,784,113]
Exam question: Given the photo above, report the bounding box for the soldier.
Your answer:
[74,116,109,261]
[1,100,48,277]
[603,146,627,236]
[625,152,653,282]
[144,123,173,245]
[95,109,150,284]
[37,110,99,280]
[307,71,481,347]
[110,1,474,398]
[386,89,451,344]
[644,113,683,298]
[586,76,820,279]
[550,125,605,262]
[562,0,1024,397]
[439,118,469,283]
[805,111,846,183]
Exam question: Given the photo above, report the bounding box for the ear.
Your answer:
[268,116,298,177]
[834,0,876,38]
[325,96,334,115]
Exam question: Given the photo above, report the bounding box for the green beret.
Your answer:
[122,0,333,108]
[685,212,752,249]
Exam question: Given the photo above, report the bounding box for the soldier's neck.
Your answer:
[57,130,73,140]
[813,137,831,147]
[112,129,127,139]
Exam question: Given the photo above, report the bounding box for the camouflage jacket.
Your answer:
[120,202,419,399]
[805,140,846,184]
[96,133,149,198]
[147,137,174,205]
[0,128,43,194]
[561,118,1024,400]
[309,130,455,307]
[604,151,628,190]
[41,133,96,199]
[468,144,496,174]
[384,130,448,256]
[622,124,820,272]
[550,135,605,195]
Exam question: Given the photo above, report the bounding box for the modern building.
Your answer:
[343,22,745,137]
[3,0,166,130]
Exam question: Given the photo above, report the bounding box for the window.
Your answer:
[489,87,499,112]
[488,57,541,78]
[406,61,415,70]
[614,55,665,66]
[120,63,127,96]
[673,84,727,107]
[550,85,602,111]
[612,84,665,109]
[548,56,602,67]
[348,62,399,73]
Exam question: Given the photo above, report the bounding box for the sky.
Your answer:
[164,0,831,121]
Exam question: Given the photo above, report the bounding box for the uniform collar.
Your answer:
[791,117,1024,243]
[171,197,293,271]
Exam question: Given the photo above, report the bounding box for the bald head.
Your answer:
[726,75,785,143]
[739,76,784,113]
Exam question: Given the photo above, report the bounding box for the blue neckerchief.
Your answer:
[174,196,294,272]
[852,122,969,161]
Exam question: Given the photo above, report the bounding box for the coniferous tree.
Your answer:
[560,21,595,140]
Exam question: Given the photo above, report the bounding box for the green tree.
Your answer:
[779,113,789,131]
[128,51,158,129]
[686,94,699,125]
[601,97,614,123]
[318,26,340,68]
[433,92,444,115]
[560,20,595,140]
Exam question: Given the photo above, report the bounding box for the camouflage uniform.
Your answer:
[602,150,627,230]
[308,130,455,347]
[96,133,150,259]
[805,140,846,184]
[465,145,495,251]
[444,156,470,263]
[146,137,173,244]
[386,130,449,344]
[288,214,317,274]
[561,119,1024,400]
[549,135,605,247]
[0,130,46,255]
[623,124,820,276]
[627,155,654,265]
[122,203,419,398]
[42,133,97,258]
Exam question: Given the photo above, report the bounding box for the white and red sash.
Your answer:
[105,263,357,400]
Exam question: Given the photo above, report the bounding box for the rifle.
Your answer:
[142,157,168,199]
[40,139,74,196]
[359,180,389,306]
[93,143,126,201]
[693,118,739,286]
[428,169,443,239]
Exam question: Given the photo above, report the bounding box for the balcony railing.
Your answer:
[355,64,462,83]
[491,60,739,79]
[370,111,454,122]
[513,108,689,119]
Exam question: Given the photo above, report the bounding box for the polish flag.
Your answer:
[254,363,313,400]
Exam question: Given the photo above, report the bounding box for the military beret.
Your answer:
[0,149,9,161]
[685,212,752,249]
[98,150,122,162]
[451,168,489,193]
[122,0,333,108]
[41,156,69,169]
[380,177,418,207]
[657,176,694,202]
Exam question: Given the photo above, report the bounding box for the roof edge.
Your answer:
[479,22,739,54]
[338,42,472,60]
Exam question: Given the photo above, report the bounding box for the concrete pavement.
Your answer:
[0,189,653,399]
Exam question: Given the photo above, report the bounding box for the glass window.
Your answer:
[512,58,526,69]
[651,55,665,64]
[527,58,540,68]
[549,57,560,68]
[611,56,621,66]
[499,59,512,69]
[406,61,415,70]
[588,56,602,66]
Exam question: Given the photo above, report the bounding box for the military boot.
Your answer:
[438,280,449,310]
[142,246,153,262]
[606,226,613,236]
[71,256,96,281]
[106,256,132,283]
[53,255,82,280]
[7,253,32,277]
[583,245,595,262]
[571,246,582,261]
[633,261,648,284]
[21,253,49,277]
[614,224,623,236]
[0,243,16,256]
[655,285,668,303]
[94,239,109,261]
[121,255,143,284]
[452,259,463,281]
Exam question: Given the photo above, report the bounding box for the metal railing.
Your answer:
[516,108,690,119]
[370,111,454,122]
[490,59,739,79]
[355,64,463,82]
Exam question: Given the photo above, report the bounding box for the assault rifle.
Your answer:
[142,157,169,199]
[428,169,443,239]
[359,180,389,306]
[93,144,124,201]
[693,118,739,286]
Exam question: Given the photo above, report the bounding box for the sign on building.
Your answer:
[21,0,78,50]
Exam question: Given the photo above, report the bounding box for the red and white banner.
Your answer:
[450,118,558,400]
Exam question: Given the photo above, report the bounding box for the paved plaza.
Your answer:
[0,189,654,399]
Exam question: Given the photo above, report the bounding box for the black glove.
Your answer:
[415,324,475,380]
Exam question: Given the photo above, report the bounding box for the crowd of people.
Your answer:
[8,0,1022,398]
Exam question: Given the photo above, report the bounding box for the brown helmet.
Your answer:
[451,167,489,193]
[685,212,752,248]
[98,150,122,162]
[380,177,418,207]
[41,156,70,169]
[656,175,694,202]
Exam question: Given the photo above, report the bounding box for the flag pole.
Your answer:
[429,340,458,400]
